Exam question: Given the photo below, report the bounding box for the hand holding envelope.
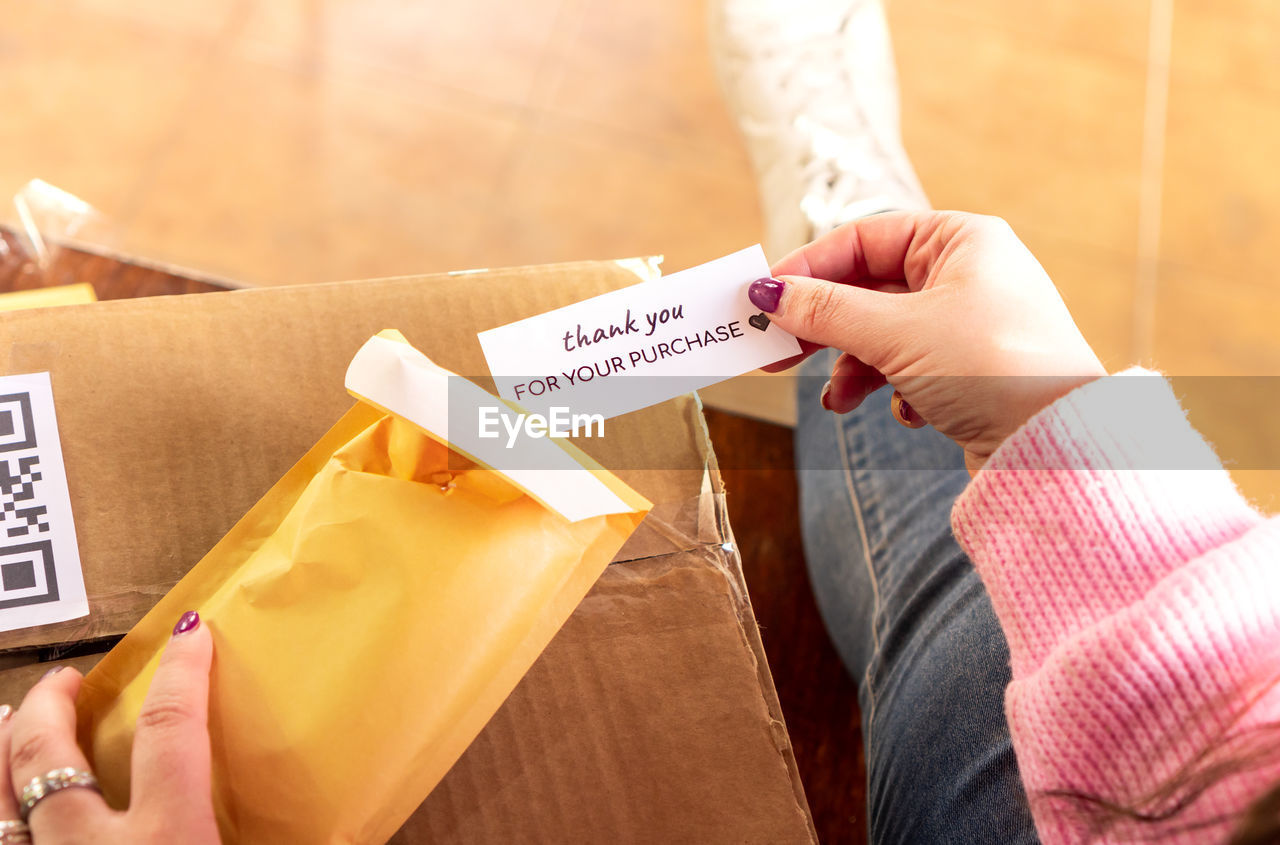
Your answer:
[74,332,650,844]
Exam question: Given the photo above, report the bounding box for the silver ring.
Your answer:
[0,819,31,844]
[19,767,100,820]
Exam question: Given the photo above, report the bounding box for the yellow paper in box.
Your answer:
[75,331,651,844]
[0,282,96,311]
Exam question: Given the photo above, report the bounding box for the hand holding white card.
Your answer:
[477,246,800,419]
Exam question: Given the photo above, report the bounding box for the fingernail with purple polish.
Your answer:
[40,666,65,681]
[748,278,785,313]
[173,610,200,637]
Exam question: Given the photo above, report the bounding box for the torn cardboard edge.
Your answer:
[600,393,812,834]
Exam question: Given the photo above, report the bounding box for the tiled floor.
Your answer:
[890,0,1280,506]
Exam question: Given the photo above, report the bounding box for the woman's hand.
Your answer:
[0,612,219,844]
[752,210,1107,474]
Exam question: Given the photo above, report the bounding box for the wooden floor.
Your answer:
[3,1,1280,841]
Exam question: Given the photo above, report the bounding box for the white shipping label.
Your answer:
[0,372,88,634]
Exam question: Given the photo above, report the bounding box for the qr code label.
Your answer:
[0,376,87,634]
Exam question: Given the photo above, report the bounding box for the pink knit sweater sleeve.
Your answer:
[951,369,1280,843]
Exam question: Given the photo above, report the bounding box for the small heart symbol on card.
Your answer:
[748,312,770,332]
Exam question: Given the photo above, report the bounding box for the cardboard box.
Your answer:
[0,258,816,842]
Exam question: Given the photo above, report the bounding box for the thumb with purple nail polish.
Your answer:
[765,210,1106,475]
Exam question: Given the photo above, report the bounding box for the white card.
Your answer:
[477,245,800,419]
[0,372,89,634]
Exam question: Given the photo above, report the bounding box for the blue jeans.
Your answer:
[795,350,1039,844]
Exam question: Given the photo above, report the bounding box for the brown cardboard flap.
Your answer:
[0,260,715,652]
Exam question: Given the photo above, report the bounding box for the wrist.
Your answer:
[966,368,1107,475]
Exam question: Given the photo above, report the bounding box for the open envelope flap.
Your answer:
[345,331,649,523]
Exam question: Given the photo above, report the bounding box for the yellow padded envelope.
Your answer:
[75,331,651,844]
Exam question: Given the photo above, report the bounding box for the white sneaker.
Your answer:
[710,0,929,262]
